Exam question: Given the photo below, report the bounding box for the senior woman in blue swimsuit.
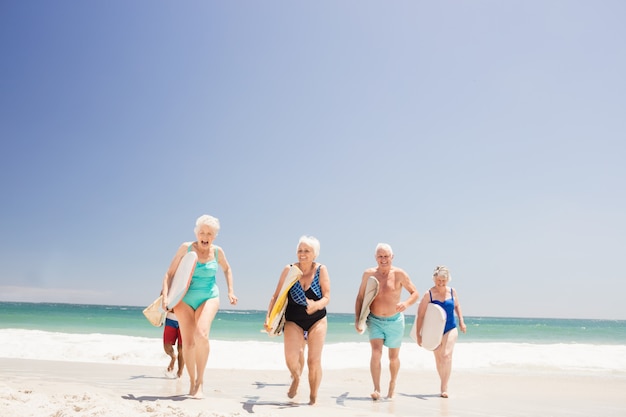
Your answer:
[161,214,238,398]
[265,235,330,405]
[415,265,466,398]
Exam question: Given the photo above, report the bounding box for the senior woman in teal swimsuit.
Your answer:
[162,214,238,398]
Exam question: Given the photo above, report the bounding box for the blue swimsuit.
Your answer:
[429,288,456,334]
[181,245,219,310]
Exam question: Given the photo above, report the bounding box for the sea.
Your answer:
[2,302,625,375]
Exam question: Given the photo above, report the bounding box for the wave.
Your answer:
[2,329,625,374]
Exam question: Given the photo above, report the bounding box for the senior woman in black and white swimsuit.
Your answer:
[265,235,331,406]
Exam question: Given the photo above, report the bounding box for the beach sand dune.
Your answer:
[1,358,625,417]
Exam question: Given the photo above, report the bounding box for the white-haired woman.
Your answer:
[162,214,238,398]
[265,235,330,405]
[415,266,466,398]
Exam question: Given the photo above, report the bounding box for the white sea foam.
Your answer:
[2,329,625,374]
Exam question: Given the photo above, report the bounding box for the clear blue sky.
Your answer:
[1,1,624,320]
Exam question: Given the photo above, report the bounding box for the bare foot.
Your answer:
[387,380,396,399]
[371,391,381,401]
[287,376,299,399]
[309,395,317,405]
[192,383,205,399]
[440,391,449,398]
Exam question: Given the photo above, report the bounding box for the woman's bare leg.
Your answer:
[434,328,458,397]
[283,321,306,399]
[304,318,327,405]
[191,298,219,398]
[174,302,198,395]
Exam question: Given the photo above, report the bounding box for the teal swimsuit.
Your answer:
[181,245,220,310]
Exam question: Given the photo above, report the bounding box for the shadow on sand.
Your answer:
[121,393,189,402]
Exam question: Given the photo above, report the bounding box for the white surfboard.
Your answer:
[166,251,198,310]
[265,264,302,337]
[411,303,447,350]
[356,276,379,334]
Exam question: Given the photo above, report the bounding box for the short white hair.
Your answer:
[298,235,320,258]
[375,243,393,256]
[194,214,220,234]
[432,265,451,282]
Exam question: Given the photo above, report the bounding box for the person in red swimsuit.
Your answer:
[163,311,184,378]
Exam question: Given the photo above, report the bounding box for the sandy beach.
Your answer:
[1,358,625,417]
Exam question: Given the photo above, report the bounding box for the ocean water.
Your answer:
[1,302,625,373]
[2,302,624,344]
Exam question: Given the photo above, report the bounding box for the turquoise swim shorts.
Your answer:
[367,312,405,348]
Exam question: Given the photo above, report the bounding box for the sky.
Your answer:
[1,1,625,320]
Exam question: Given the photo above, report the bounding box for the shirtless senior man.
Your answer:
[355,243,419,400]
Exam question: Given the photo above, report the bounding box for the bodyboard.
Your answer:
[413,303,447,350]
[166,251,198,310]
[143,295,166,327]
[356,276,379,334]
[266,264,302,337]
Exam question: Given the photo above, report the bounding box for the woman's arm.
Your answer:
[453,288,466,333]
[307,264,330,314]
[217,246,237,305]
